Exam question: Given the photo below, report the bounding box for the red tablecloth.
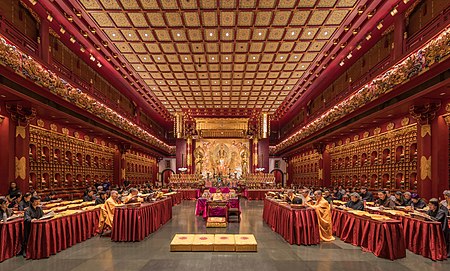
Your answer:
[195,198,240,219]
[399,215,447,261]
[0,219,23,262]
[111,198,172,242]
[244,189,283,200]
[263,199,320,245]
[26,209,100,259]
[166,192,182,206]
[331,209,406,260]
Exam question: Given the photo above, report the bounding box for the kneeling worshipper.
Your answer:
[427,198,450,257]
[300,189,312,204]
[18,192,31,211]
[375,191,396,209]
[345,192,364,210]
[98,190,121,232]
[0,198,13,222]
[95,191,107,205]
[83,190,96,202]
[307,190,335,242]
[21,196,44,257]
[286,190,302,204]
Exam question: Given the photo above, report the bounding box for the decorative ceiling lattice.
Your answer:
[77,0,360,115]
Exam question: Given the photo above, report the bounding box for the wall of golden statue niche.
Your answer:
[29,122,116,192]
[124,151,156,184]
[328,117,418,192]
[290,151,320,187]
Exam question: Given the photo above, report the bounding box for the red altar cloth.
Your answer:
[244,189,283,200]
[400,215,447,261]
[26,209,100,259]
[263,199,320,245]
[111,198,172,242]
[195,198,240,219]
[0,219,23,262]
[163,189,200,200]
[166,192,182,206]
[331,209,406,260]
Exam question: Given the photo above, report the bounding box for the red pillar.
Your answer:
[433,113,449,197]
[39,20,50,64]
[393,11,406,61]
[113,149,121,186]
[0,106,15,194]
[257,138,269,173]
[323,149,331,188]
[410,103,441,199]
[176,138,187,174]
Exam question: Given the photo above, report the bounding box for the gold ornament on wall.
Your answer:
[420,156,431,180]
[62,128,69,135]
[37,119,45,128]
[16,126,26,138]
[50,124,57,132]
[386,122,395,131]
[421,124,431,137]
[401,117,410,126]
[374,127,381,135]
[15,156,26,180]
[363,131,369,138]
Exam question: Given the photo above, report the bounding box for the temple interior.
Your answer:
[0,0,449,269]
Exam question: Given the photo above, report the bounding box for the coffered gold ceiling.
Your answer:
[78,0,358,114]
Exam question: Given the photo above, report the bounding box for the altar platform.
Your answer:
[170,234,257,252]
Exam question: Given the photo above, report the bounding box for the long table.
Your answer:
[111,198,172,242]
[263,198,320,245]
[244,189,283,200]
[26,209,100,259]
[165,192,183,206]
[162,189,201,200]
[0,219,23,262]
[331,209,406,260]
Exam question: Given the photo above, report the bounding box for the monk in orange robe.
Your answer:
[307,190,335,242]
[98,190,121,232]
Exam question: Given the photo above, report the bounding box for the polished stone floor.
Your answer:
[1,200,449,271]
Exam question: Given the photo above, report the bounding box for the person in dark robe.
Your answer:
[332,188,343,200]
[6,182,21,202]
[393,191,405,206]
[411,193,427,209]
[83,190,96,202]
[18,192,31,211]
[323,190,333,204]
[403,192,412,206]
[427,198,450,257]
[21,196,44,257]
[8,193,22,209]
[285,190,302,204]
[375,191,395,209]
[360,187,374,202]
[345,192,364,210]
[0,198,13,222]
[95,191,107,205]
[43,191,57,202]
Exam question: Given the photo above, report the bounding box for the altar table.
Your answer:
[26,209,100,259]
[331,209,406,260]
[165,192,182,206]
[263,198,320,245]
[195,198,240,219]
[111,198,172,242]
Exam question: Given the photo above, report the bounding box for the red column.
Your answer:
[393,11,406,61]
[176,138,187,174]
[410,103,441,199]
[0,106,15,194]
[257,138,269,173]
[323,149,331,188]
[113,149,121,186]
[39,20,50,64]
[433,112,449,197]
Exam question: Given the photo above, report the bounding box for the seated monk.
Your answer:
[98,190,121,232]
[123,188,140,204]
[307,190,335,242]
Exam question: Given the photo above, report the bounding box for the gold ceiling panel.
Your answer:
[99,0,121,9]
[81,0,360,114]
[79,0,102,10]
[120,0,140,9]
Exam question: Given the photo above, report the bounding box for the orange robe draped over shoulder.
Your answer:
[310,198,335,242]
[98,197,119,230]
